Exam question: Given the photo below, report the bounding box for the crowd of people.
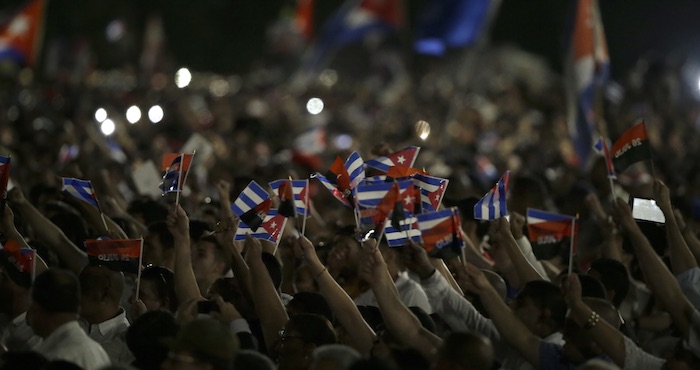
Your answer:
[1,38,700,370]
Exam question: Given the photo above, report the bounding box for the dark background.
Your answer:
[2,0,700,78]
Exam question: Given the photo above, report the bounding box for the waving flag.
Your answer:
[384,212,421,247]
[565,0,609,168]
[527,208,578,260]
[61,177,100,209]
[474,171,510,220]
[231,181,272,231]
[356,180,412,208]
[593,137,616,178]
[313,152,365,207]
[269,179,311,218]
[85,238,142,274]
[0,240,35,288]
[0,0,46,66]
[0,156,10,197]
[234,209,287,247]
[611,122,651,173]
[313,172,352,207]
[358,181,401,233]
[417,207,464,259]
[413,174,449,213]
[414,0,491,56]
[160,153,193,193]
[366,146,421,173]
[345,151,365,189]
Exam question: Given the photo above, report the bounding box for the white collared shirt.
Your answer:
[81,308,134,365]
[1,312,41,351]
[354,271,433,314]
[36,320,111,370]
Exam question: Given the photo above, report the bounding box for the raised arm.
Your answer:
[244,235,289,353]
[360,241,442,360]
[166,205,203,303]
[611,198,695,336]
[8,187,87,274]
[296,236,377,354]
[492,217,544,286]
[216,180,235,219]
[214,216,254,306]
[0,205,48,274]
[464,262,542,368]
[653,180,698,275]
[586,193,624,262]
[674,210,700,265]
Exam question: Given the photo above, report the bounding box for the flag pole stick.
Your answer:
[89,180,110,233]
[31,249,37,283]
[301,179,310,237]
[175,151,196,206]
[568,216,576,275]
[135,237,144,300]
[608,177,617,201]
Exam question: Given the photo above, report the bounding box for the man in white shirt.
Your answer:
[0,267,40,350]
[29,269,110,370]
[78,265,133,365]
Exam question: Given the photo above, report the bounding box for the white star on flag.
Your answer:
[8,15,30,37]
[270,222,277,229]
[396,155,406,164]
[404,194,413,205]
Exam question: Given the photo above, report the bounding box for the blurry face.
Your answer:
[144,232,167,267]
[191,241,223,285]
[129,279,164,312]
[327,240,358,279]
[294,266,317,293]
[277,323,312,370]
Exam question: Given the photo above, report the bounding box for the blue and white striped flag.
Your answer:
[356,180,413,208]
[311,173,352,207]
[234,210,287,247]
[413,174,449,213]
[345,151,365,189]
[384,212,422,247]
[231,181,272,230]
[366,146,420,173]
[61,177,99,209]
[473,171,510,220]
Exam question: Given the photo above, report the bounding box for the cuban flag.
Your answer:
[231,181,272,231]
[366,146,421,173]
[0,240,35,288]
[313,172,352,207]
[0,155,10,197]
[473,170,510,220]
[565,0,609,168]
[527,208,578,258]
[269,179,311,218]
[356,179,413,209]
[416,207,464,259]
[160,153,193,193]
[345,151,365,189]
[384,212,422,247]
[413,174,449,213]
[313,151,365,207]
[61,177,100,209]
[364,175,388,184]
[234,210,287,247]
[0,0,45,66]
[593,137,616,178]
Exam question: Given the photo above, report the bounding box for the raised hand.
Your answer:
[652,179,672,214]
[611,198,637,232]
[562,273,583,307]
[211,295,243,324]
[509,212,526,240]
[166,204,190,241]
[358,239,386,285]
[401,239,435,280]
[243,234,263,262]
[463,263,492,295]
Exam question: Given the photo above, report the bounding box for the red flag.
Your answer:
[277,180,297,218]
[0,156,10,197]
[372,182,400,230]
[0,0,46,66]
[85,239,142,273]
[161,153,193,172]
[386,166,425,179]
[295,0,314,40]
[611,122,651,173]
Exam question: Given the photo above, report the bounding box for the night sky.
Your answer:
[2,0,700,79]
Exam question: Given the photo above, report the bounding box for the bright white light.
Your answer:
[100,119,115,136]
[126,106,141,124]
[95,108,107,122]
[419,132,430,140]
[175,68,192,88]
[148,105,164,123]
[306,97,324,115]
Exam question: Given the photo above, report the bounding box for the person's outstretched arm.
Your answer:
[464,263,542,368]
[8,187,87,274]
[653,180,698,275]
[361,240,442,359]
[245,235,289,353]
[493,217,545,286]
[297,236,377,354]
[167,205,204,303]
[0,205,48,274]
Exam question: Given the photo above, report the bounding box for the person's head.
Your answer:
[326,228,361,280]
[208,277,253,319]
[261,252,282,291]
[0,351,48,370]
[162,319,238,370]
[144,221,174,268]
[512,280,567,338]
[587,258,630,308]
[126,310,179,370]
[127,198,168,227]
[309,344,360,370]
[287,292,334,324]
[78,265,124,324]
[277,313,337,370]
[562,298,621,365]
[130,266,177,313]
[191,235,231,292]
[28,269,80,338]
[434,332,493,370]
[233,350,276,370]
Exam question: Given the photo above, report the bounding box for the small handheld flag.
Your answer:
[231,181,272,231]
[474,171,510,220]
[234,209,288,247]
[413,174,449,213]
[160,153,195,202]
[384,212,421,247]
[85,238,142,274]
[611,122,651,173]
[0,156,10,199]
[269,179,311,218]
[0,240,35,288]
[416,207,464,260]
[61,177,100,209]
[313,151,365,207]
[593,138,616,179]
[366,146,420,173]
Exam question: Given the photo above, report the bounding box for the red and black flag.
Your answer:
[611,122,651,173]
[0,240,35,288]
[85,238,142,274]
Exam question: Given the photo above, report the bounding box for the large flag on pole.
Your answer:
[0,0,46,66]
[473,171,510,220]
[85,238,142,274]
[611,121,651,173]
[564,0,609,168]
[231,181,272,231]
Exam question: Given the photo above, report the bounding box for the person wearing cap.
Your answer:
[162,318,238,370]
[29,269,111,370]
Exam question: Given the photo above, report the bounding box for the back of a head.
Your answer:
[126,310,179,370]
[310,344,361,370]
[516,280,567,330]
[233,350,276,370]
[0,351,48,370]
[437,332,493,370]
[147,221,174,250]
[140,266,178,312]
[288,313,337,347]
[589,258,630,308]
[289,292,334,324]
[79,265,125,304]
[577,274,607,300]
[32,269,80,314]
